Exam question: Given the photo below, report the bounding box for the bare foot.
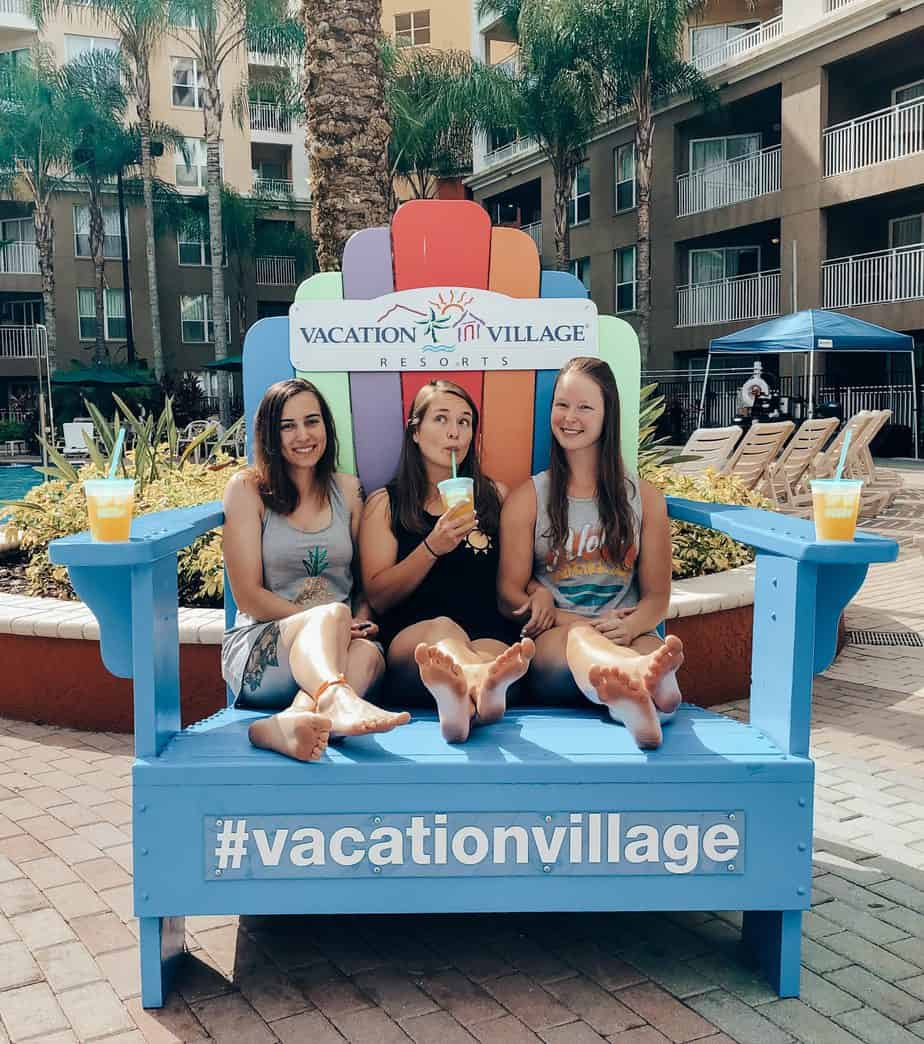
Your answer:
[476,638,535,724]
[588,664,663,749]
[316,682,410,737]
[248,707,332,762]
[415,643,473,743]
[642,636,684,715]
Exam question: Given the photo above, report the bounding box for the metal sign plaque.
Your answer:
[205,810,744,881]
[289,288,599,373]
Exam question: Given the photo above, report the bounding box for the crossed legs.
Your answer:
[532,624,684,749]
[248,602,410,762]
[388,617,534,743]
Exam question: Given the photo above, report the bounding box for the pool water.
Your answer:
[0,466,43,516]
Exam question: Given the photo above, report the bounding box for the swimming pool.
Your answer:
[0,466,43,516]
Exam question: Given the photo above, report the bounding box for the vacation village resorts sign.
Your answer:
[289,288,599,372]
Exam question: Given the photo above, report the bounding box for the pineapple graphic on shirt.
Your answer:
[295,546,331,608]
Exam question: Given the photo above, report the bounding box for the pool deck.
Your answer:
[0,465,922,1043]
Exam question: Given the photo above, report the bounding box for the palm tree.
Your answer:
[0,48,80,372]
[301,0,391,269]
[383,44,475,210]
[567,1,713,364]
[472,0,604,270]
[169,0,293,423]
[31,0,173,379]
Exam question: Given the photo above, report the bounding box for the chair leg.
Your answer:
[742,910,802,997]
[139,916,186,1008]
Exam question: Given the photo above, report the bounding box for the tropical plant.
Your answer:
[383,44,475,209]
[567,0,714,364]
[473,0,605,270]
[301,0,392,269]
[0,47,81,371]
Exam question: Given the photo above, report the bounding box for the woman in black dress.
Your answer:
[360,380,535,743]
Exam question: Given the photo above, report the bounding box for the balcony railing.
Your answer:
[676,270,781,327]
[252,176,295,197]
[248,50,289,67]
[691,17,783,74]
[483,136,538,168]
[255,256,296,286]
[0,0,32,17]
[520,221,542,252]
[825,0,858,11]
[0,241,39,275]
[823,245,924,308]
[0,326,41,359]
[824,98,924,176]
[249,101,292,134]
[677,145,781,217]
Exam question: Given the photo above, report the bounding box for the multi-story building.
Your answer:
[470,0,924,436]
[0,2,471,421]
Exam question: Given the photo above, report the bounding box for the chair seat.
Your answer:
[138,704,811,787]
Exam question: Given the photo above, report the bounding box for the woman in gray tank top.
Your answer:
[498,357,684,750]
[221,378,410,762]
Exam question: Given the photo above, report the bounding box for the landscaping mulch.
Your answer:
[0,551,29,596]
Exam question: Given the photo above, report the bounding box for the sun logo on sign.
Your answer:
[417,290,475,344]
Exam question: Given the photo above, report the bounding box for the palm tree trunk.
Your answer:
[33,198,56,373]
[634,67,653,366]
[302,0,391,269]
[137,73,165,380]
[552,160,572,272]
[203,77,230,426]
[88,183,108,364]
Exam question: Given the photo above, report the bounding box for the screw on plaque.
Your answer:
[728,813,736,821]
[216,819,223,827]
[544,816,553,823]
[373,816,382,825]
[374,867,382,874]
[727,864,736,872]
[543,865,551,873]
[215,869,222,876]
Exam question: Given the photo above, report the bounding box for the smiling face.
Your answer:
[279,390,327,472]
[412,389,474,472]
[551,370,606,452]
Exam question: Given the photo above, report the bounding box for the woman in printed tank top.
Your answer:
[498,357,684,749]
[360,380,534,743]
[222,379,409,763]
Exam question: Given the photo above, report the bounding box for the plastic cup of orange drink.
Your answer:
[84,478,135,542]
[810,479,863,542]
[437,477,475,520]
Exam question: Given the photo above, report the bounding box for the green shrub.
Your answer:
[0,421,27,442]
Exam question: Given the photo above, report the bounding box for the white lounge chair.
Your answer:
[672,425,744,476]
[765,417,839,509]
[721,420,795,493]
[61,420,95,459]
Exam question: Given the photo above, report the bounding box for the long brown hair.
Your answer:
[387,379,501,536]
[251,378,339,515]
[546,357,636,567]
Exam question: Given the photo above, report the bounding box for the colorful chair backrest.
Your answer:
[242,200,642,496]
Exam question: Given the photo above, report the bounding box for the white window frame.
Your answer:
[0,217,34,244]
[689,21,759,58]
[395,10,430,47]
[63,34,119,63]
[614,142,636,213]
[689,245,762,285]
[73,204,127,260]
[568,162,590,226]
[689,133,761,172]
[77,286,127,342]
[180,294,231,344]
[889,213,924,249]
[569,257,591,292]
[893,78,924,107]
[176,231,228,267]
[614,246,636,314]
[171,56,206,109]
[175,137,221,190]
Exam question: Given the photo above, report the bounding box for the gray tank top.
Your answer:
[532,469,642,616]
[221,480,354,695]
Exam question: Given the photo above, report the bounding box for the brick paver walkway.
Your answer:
[1,467,923,1042]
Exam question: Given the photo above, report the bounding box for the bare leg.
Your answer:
[277,604,408,739]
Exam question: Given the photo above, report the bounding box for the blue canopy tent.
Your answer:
[699,309,918,459]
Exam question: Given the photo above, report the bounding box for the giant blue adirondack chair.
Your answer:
[50,201,897,1009]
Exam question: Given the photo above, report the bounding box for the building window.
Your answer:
[395,10,430,47]
[0,49,30,81]
[689,246,760,284]
[614,143,636,212]
[569,257,591,292]
[690,134,760,172]
[77,287,126,341]
[0,217,33,245]
[568,162,590,226]
[890,214,924,248]
[64,35,119,62]
[177,230,227,266]
[172,57,206,108]
[893,78,924,107]
[615,246,636,314]
[181,294,231,343]
[74,205,125,259]
[689,22,758,58]
[175,137,218,189]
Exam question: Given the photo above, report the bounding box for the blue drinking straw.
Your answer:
[834,430,852,481]
[108,427,126,480]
